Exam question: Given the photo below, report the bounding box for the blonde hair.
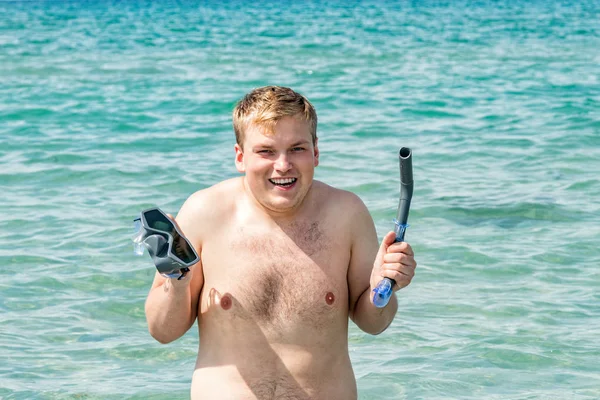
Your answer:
[233,86,317,147]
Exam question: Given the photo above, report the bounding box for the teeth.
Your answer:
[270,178,296,185]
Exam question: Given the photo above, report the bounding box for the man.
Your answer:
[145,86,417,399]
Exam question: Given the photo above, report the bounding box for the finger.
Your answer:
[381,262,416,281]
[382,257,417,273]
[381,231,397,248]
[381,263,415,278]
[379,269,413,290]
[375,231,398,264]
[382,252,416,266]
[394,280,411,291]
[162,268,194,290]
[387,241,414,256]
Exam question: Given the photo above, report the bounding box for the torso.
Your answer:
[190,178,358,399]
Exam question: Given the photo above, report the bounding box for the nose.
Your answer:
[274,153,292,172]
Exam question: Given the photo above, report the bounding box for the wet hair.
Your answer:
[232,86,317,147]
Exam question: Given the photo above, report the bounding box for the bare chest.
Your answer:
[201,221,350,329]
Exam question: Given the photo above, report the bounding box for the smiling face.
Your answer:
[235,115,319,216]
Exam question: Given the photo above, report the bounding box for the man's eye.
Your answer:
[291,147,305,152]
[258,149,273,154]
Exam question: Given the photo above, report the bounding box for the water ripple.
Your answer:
[2,1,600,399]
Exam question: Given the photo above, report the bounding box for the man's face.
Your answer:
[235,116,319,215]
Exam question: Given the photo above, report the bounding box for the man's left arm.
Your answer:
[347,197,417,335]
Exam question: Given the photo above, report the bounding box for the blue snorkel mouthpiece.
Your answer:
[373,147,413,308]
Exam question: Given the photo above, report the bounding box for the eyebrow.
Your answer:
[290,140,310,146]
[253,140,310,149]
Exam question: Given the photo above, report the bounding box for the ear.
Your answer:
[313,138,319,167]
[234,143,245,173]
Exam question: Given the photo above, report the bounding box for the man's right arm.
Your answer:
[144,194,205,344]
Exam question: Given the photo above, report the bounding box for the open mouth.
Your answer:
[269,177,297,188]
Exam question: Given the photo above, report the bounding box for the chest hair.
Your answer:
[229,220,337,326]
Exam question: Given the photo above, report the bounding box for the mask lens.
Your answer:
[171,231,196,264]
[143,209,197,265]
[144,209,174,232]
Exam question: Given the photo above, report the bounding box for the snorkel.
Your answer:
[372,147,413,308]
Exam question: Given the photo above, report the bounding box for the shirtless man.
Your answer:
[144,86,417,399]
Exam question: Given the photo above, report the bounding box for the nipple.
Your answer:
[221,294,232,310]
[209,288,232,311]
[325,292,335,305]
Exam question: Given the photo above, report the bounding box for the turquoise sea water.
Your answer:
[1,1,599,399]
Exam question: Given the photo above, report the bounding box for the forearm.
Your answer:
[352,286,398,335]
[145,278,195,344]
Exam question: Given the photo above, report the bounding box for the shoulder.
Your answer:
[175,177,243,242]
[310,180,374,242]
[312,180,370,217]
[180,177,241,213]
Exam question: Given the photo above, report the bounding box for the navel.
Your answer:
[221,294,232,310]
[325,292,335,305]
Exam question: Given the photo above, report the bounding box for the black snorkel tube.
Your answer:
[372,147,413,308]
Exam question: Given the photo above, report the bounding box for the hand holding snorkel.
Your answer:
[372,147,415,308]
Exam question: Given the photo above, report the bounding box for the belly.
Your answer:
[191,344,357,400]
